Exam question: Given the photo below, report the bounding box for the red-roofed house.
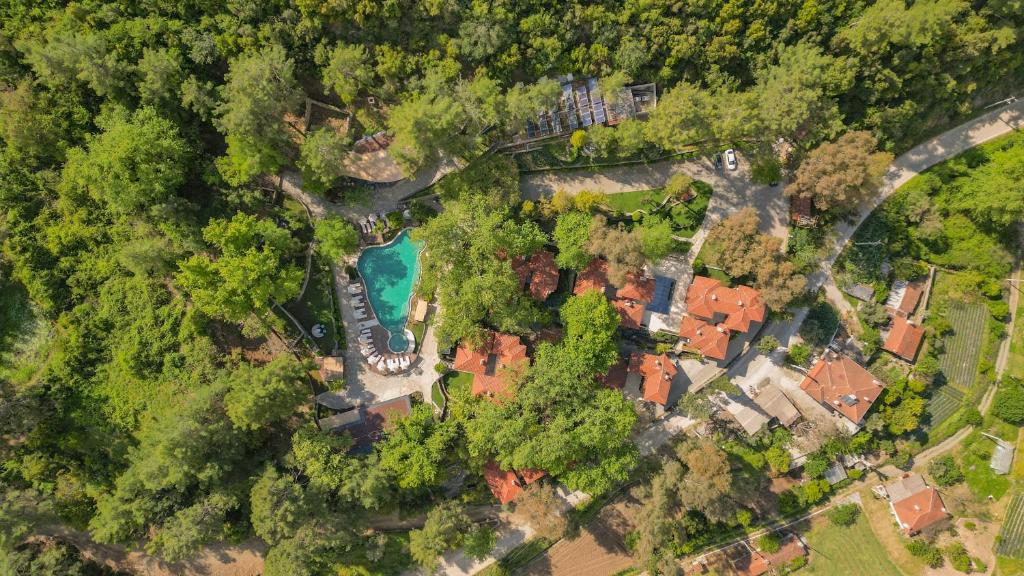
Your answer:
[883,316,925,362]
[574,259,655,330]
[627,352,677,406]
[883,474,949,535]
[886,280,925,318]
[454,332,529,402]
[799,351,885,425]
[679,277,766,360]
[483,461,547,504]
[513,250,560,302]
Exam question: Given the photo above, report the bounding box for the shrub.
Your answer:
[927,455,964,487]
[847,468,863,480]
[827,504,860,527]
[786,343,811,366]
[757,335,780,355]
[945,542,972,573]
[766,447,791,476]
[463,525,497,560]
[802,455,829,479]
[758,533,781,553]
[905,539,944,568]
[735,509,753,527]
[992,377,1024,424]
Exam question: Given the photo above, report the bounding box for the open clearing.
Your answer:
[938,302,988,390]
[796,513,903,576]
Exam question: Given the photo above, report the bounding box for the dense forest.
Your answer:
[0,0,1022,574]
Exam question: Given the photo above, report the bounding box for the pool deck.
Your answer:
[327,262,441,408]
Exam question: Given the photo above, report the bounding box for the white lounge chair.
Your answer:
[398,356,411,369]
[358,335,372,345]
[354,309,366,319]
[361,347,372,357]
[359,320,379,330]
[367,354,381,364]
[347,284,362,294]
[376,359,388,372]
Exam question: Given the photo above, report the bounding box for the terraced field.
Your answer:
[925,385,965,429]
[997,494,1024,558]
[938,302,989,390]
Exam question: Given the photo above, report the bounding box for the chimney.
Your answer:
[738,300,744,306]
[716,326,725,333]
[862,396,869,401]
[873,379,881,386]
[913,505,921,511]
[711,294,718,301]
[833,400,841,406]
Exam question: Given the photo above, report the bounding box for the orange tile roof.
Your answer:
[628,352,677,405]
[685,276,766,333]
[612,297,645,330]
[574,259,612,296]
[573,259,654,303]
[483,461,522,504]
[678,315,731,360]
[883,316,925,361]
[800,351,884,423]
[454,331,528,402]
[895,281,924,317]
[513,250,560,301]
[482,461,546,504]
[892,487,948,534]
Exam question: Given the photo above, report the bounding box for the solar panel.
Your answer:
[647,276,676,315]
[537,113,550,135]
[550,109,562,133]
[526,120,537,138]
[562,84,579,130]
[575,84,593,126]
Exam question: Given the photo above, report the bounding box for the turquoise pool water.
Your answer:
[357,229,422,353]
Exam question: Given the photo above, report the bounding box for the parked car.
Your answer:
[724,149,738,170]
[713,153,724,170]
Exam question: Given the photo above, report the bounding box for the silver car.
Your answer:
[725,149,738,170]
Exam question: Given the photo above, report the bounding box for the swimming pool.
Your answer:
[356,229,422,353]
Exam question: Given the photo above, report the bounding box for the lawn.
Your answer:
[960,429,1011,500]
[409,320,426,352]
[603,181,713,238]
[443,370,475,396]
[283,256,341,355]
[431,379,445,411]
[796,513,903,576]
[938,301,989,390]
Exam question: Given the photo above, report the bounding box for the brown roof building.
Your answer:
[799,351,884,424]
[883,316,925,362]
[679,276,766,360]
[454,331,529,402]
[574,259,655,330]
[627,352,677,406]
[513,250,560,302]
[886,280,925,318]
[483,460,546,504]
[885,474,949,535]
[318,395,413,453]
[734,533,808,576]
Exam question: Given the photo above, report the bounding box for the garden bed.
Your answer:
[601,181,712,239]
[283,256,341,355]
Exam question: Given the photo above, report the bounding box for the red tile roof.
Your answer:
[628,352,677,406]
[883,316,925,361]
[513,250,560,302]
[685,276,766,333]
[482,461,546,504]
[573,259,654,303]
[598,358,629,389]
[454,332,528,402]
[893,281,924,317]
[678,316,731,360]
[892,486,949,534]
[800,351,884,423]
[612,298,646,330]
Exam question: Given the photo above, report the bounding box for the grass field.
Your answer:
[938,301,989,390]
[284,257,340,355]
[796,513,903,576]
[925,385,965,429]
[998,494,1024,559]
[603,182,712,238]
[961,429,1012,500]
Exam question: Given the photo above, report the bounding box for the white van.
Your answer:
[724,149,738,170]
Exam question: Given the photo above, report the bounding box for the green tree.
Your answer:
[634,216,675,262]
[757,335,780,355]
[146,492,237,562]
[298,127,351,194]
[927,455,964,487]
[250,466,313,546]
[827,503,860,527]
[754,42,847,143]
[409,501,470,571]
[314,216,360,261]
[758,533,781,553]
[321,43,373,106]
[765,446,791,475]
[553,211,593,270]
[463,525,497,560]
[177,212,302,325]
[224,357,307,432]
[60,107,188,215]
[560,290,621,375]
[138,47,184,110]
[665,174,694,199]
[388,89,469,176]
[377,404,457,490]
[992,377,1024,424]
[289,425,391,509]
[214,45,304,184]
